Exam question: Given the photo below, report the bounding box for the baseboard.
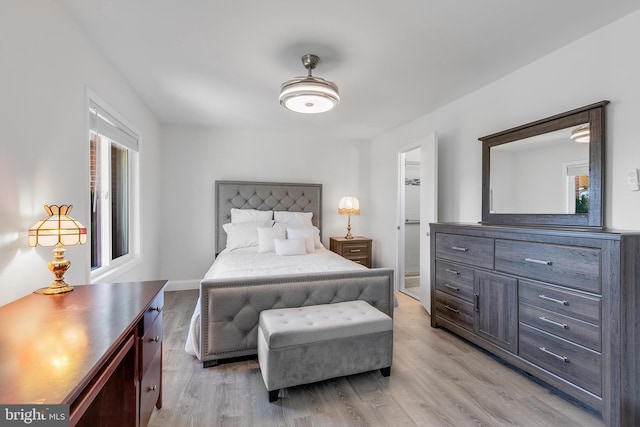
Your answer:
[165,279,199,292]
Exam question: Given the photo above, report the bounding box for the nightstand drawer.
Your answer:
[330,237,372,268]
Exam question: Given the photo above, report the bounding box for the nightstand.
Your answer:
[330,236,372,268]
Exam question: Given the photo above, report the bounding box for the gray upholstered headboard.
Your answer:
[215,180,322,254]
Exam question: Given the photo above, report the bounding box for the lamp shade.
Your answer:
[570,124,590,143]
[338,196,360,216]
[28,205,87,247]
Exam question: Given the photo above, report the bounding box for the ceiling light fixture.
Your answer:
[570,124,590,143]
[279,54,340,114]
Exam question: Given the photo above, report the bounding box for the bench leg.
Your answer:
[269,389,279,402]
[380,366,391,377]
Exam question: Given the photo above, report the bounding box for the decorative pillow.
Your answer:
[273,211,313,225]
[283,224,323,248]
[257,224,287,253]
[274,238,307,256]
[287,227,315,253]
[230,208,273,223]
[222,220,274,250]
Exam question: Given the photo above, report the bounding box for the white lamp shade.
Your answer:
[338,196,360,215]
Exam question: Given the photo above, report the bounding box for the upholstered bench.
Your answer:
[257,300,393,402]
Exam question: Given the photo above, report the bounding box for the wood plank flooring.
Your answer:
[149,290,604,427]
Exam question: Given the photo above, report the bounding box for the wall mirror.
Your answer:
[480,101,609,228]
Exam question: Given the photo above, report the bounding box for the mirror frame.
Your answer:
[479,101,609,228]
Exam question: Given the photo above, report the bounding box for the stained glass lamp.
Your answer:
[28,205,87,295]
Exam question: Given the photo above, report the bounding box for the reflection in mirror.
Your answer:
[490,124,590,214]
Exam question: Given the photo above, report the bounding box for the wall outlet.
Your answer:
[627,169,640,191]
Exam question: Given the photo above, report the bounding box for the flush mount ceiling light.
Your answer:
[570,124,590,143]
[279,54,340,114]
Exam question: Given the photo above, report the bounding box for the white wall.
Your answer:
[0,2,162,306]
[159,126,363,288]
[364,10,640,271]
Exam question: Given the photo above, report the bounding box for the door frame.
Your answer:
[396,133,437,313]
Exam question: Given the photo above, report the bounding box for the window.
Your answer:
[89,99,139,279]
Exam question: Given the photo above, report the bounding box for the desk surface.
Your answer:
[0,281,166,405]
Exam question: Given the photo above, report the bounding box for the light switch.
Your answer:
[627,169,640,191]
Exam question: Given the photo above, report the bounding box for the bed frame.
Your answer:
[199,180,395,367]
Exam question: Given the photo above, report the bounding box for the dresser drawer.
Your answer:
[495,240,601,293]
[519,280,601,325]
[520,323,601,396]
[435,233,494,269]
[141,312,162,376]
[519,303,601,352]
[140,349,161,427]
[435,260,475,303]
[143,291,164,332]
[434,291,474,331]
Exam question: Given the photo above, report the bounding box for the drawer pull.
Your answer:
[444,283,460,292]
[538,346,569,363]
[474,294,479,313]
[443,305,460,314]
[349,249,362,253]
[538,316,568,329]
[152,336,160,342]
[451,246,468,252]
[538,294,568,305]
[148,385,157,392]
[150,306,162,312]
[525,257,552,266]
[445,268,460,275]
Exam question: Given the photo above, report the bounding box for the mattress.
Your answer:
[185,246,365,358]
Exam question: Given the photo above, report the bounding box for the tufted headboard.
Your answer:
[215,180,322,254]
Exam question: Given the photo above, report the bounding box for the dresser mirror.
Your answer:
[480,101,609,227]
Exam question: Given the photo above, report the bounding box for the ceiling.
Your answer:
[60,1,640,141]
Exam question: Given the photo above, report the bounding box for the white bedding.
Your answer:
[185,246,365,358]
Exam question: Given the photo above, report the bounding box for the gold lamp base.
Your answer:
[344,214,354,239]
[43,243,74,295]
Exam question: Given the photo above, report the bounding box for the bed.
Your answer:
[185,180,395,367]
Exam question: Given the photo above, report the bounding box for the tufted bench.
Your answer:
[257,300,393,402]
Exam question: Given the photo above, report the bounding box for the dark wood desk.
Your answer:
[0,280,166,426]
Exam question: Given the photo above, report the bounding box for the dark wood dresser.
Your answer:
[430,223,640,427]
[0,280,166,427]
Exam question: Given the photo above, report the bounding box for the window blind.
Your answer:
[89,101,138,151]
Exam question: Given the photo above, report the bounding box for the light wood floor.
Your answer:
[149,290,604,427]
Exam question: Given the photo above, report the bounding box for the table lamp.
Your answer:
[28,205,87,295]
[338,196,360,239]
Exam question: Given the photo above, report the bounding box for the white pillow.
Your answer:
[287,227,315,253]
[284,224,323,249]
[273,211,313,225]
[222,220,273,250]
[274,238,307,256]
[230,208,273,223]
[257,224,287,253]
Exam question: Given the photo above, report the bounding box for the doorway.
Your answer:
[397,133,437,313]
[401,149,421,300]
